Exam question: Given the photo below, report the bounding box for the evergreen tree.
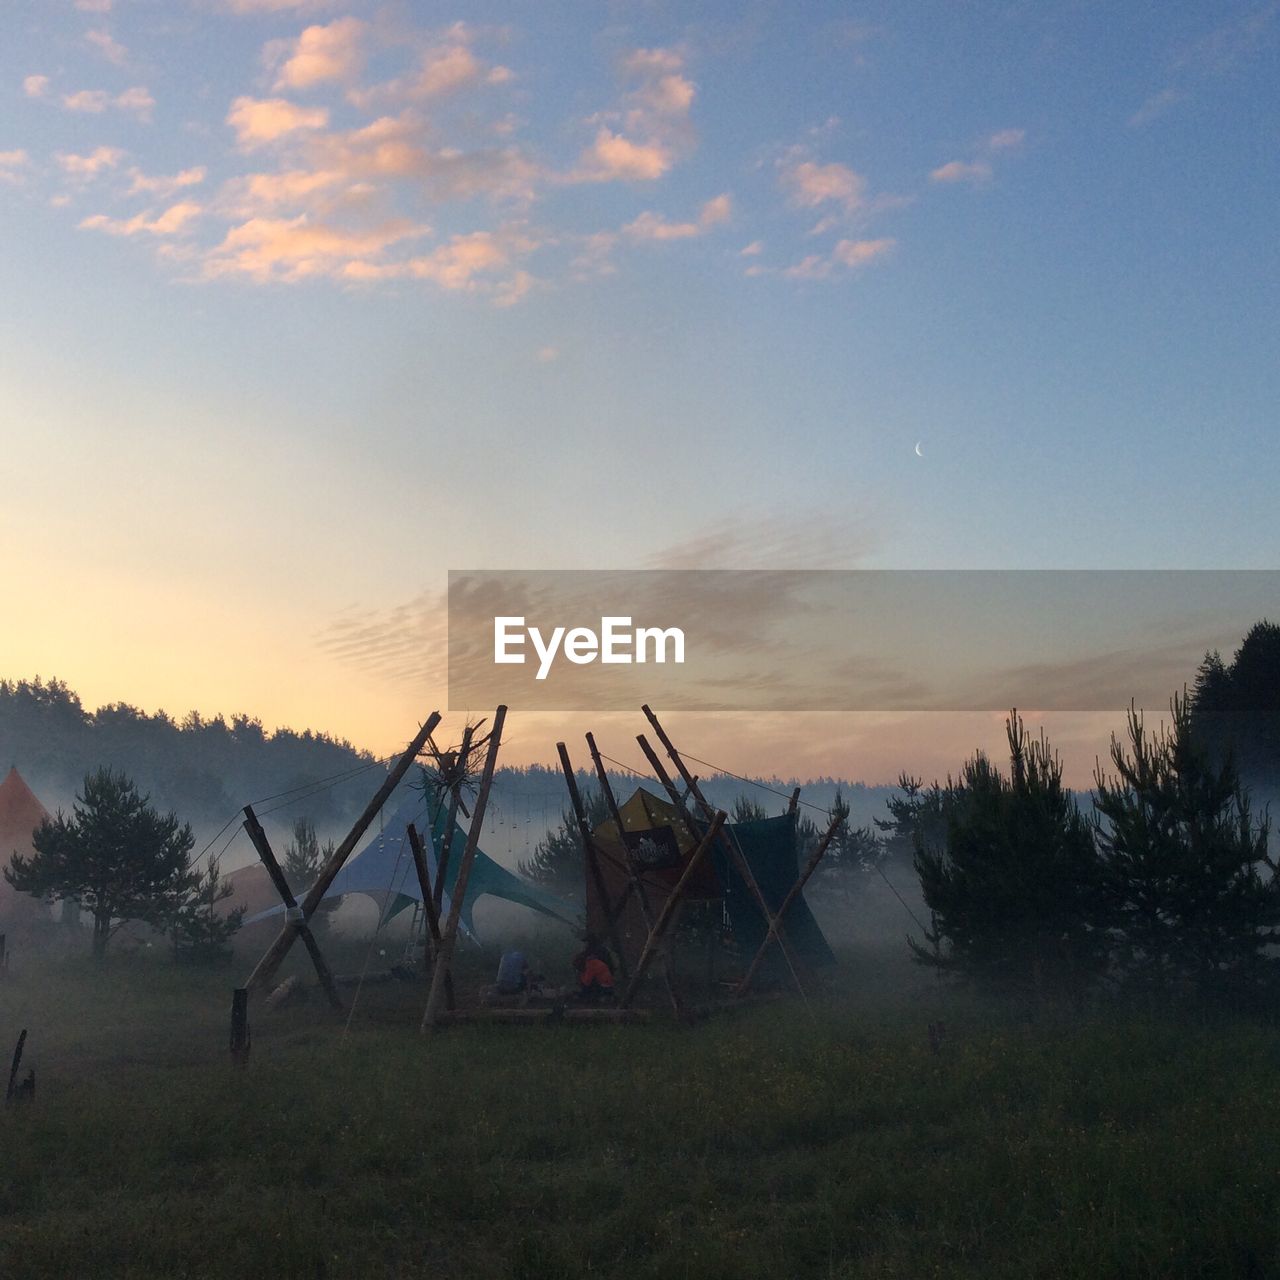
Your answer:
[169,856,243,966]
[1095,694,1279,996]
[280,817,339,928]
[1190,620,1280,792]
[730,795,770,823]
[912,712,1107,995]
[518,784,608,898]
[876,775,955,861]
[5,767,195,958]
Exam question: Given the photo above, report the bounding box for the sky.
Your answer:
[1,0,1277,787]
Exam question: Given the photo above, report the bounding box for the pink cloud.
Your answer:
[272,17,366,91]
[204,215,427,281]
[80,201,203,236]
[227,96,329,147]
[577,128,671,181]
[783,159,865,212]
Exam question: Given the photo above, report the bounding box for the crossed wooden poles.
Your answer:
[240,707,509,1031]
[558,707,844,1009]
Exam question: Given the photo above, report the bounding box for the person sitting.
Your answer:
[495,948,529,996]
[571,935,616,1003]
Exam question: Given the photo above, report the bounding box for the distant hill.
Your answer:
[0,678,899,869]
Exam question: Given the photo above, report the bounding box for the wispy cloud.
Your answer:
[128,166,207,197]
[57,146,126,177]
[86,29,128,67]
[623,193,731,241]
[80,201,203,237]
[782,158,865,213]
[930,159,992,184]
[202,215,428,282]
[0,150,31,185]
[62,86,154,120]
[781,237,895,280]
[1127,88,1182,129]
[23,74,50,99]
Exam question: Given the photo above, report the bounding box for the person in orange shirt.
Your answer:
[571,935,616,1003]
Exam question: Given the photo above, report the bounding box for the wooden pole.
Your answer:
[556,743,630,981]
[621,811,725,1008]
[407,823,454,1011]
[586,732,682,1014]
[434,724,474,912]
[422,706,506,1030]
[229,988,250,1064]
[246,712,441,994]
[241,805,343,1011]
[788,787,801,815]
[641,704,808,1000]
[736,808,844,997]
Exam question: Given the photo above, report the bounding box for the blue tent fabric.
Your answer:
[244,790,579,937]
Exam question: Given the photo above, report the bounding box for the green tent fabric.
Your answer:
[712,812,836,978]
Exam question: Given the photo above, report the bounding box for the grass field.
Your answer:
[2,936,1280,1279]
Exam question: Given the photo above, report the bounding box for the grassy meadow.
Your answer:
[2,934,1280,1279]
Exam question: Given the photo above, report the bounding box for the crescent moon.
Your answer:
[914,441,924,457]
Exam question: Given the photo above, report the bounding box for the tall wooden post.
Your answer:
[620,811,725,1008]
[641,705,808,999]
[422,706,506,1030]
[434,724,474,912]
[586,732,682,1014]
[241,805,343,1011]
[556,743,630,980]
[246,712,441,995]
[407,823,454,1010]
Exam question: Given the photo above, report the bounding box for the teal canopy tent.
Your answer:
[245,788,579,939]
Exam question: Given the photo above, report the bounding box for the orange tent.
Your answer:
[0,766,52,922]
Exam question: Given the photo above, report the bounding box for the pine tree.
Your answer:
[912,712,1107,995]
[5,767,195,959]
[1095,694,1279,996]
[518,784,608,898]
[169,856,243,966]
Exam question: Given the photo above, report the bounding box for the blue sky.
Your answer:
[2,0,1277,778]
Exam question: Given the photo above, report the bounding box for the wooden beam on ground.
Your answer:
[407,823,454,1011]
[246,711,441,995]
[641,704,809,1001]
[556,743,630,981]
[586,732,682,1015]
[241,804,343,1011]
[422,706,507,1030]
[621,810,726,1009]
[736,808,844,997]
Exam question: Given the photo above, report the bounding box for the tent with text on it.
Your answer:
[585,786,834,976]
[242,788,579,939]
